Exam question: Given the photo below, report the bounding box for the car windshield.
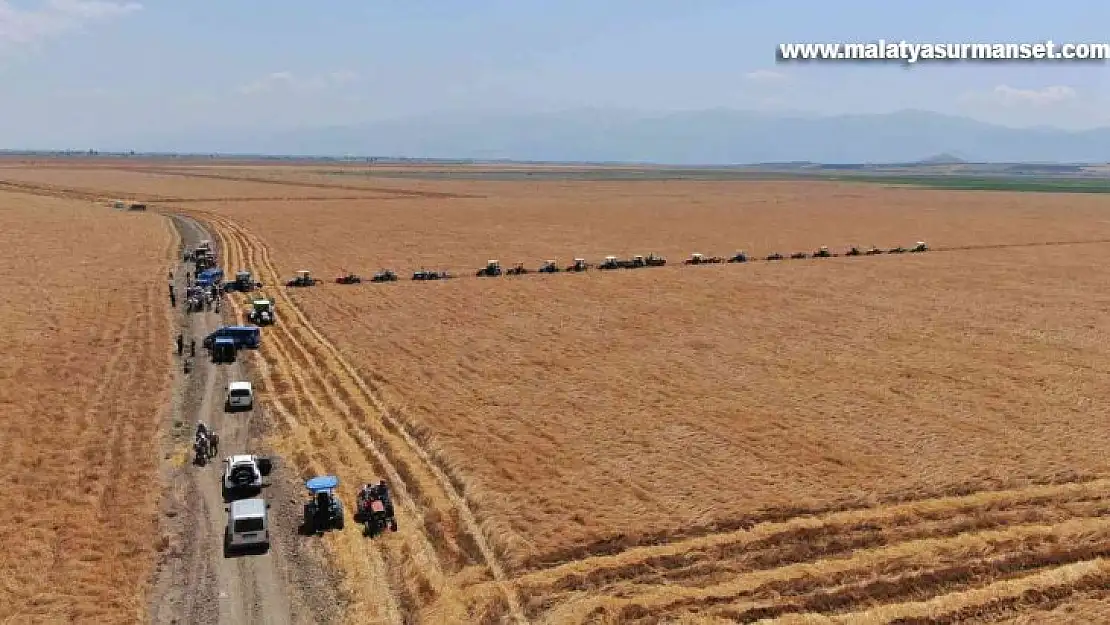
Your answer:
[233,518,264,532]
[230,389,250,397]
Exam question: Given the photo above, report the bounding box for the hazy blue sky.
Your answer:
[1,0,1108,147]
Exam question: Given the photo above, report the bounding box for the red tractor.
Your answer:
[335,271,362,284]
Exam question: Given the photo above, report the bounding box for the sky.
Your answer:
[1,0,1108,148]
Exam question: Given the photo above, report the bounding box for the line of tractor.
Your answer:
[277,241,930,286]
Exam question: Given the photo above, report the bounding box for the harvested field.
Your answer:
[177,180,1110,273]
[0,166,391,201]
[9,162,1110,623]
[169,174,1110,622]
[0,189,176,622]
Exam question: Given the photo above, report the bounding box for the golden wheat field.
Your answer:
[7,161,1110,623]
[0,188,175,622]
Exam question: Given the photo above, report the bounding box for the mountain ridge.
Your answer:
[103,109,1110,165]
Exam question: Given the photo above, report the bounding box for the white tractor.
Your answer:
[246,299,275,325]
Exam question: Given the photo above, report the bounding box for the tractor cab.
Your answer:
[477,260,502,277]
[645,253,666,266]
[814,246,833,258]
[286,270,316,287]
[505,262,528,275]
[599,255,620,270]
[372,269,398,282]
[335,271,362,284]
[539,259,559,273]
[687,253,704,264]
[728,251,749,263]
[247,299,275,325]
[302,475,344,534]
[225,270,256,292]
[566,258,588,272]
[911,241,928,252]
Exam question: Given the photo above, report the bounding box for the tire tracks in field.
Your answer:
[200,210,526,623]
[211,215,407,624]
[490,478,1110,623]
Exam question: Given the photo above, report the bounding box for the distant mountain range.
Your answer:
[128,109,1110,165]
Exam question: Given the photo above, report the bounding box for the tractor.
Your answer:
[538,260,560,273]
[246,299,275,325]
[910,241,928,253]
[356,482,398,537]
[565,258,589,272]
[505,262,529,276]
[813,246,834,258]
[865,246,884,255]
[766,253,784,261]
[335,271,362,284]
[728,251,749,263]
[598,256,621,270]
[845,246,863,257]
[285,270,317,287]
[685,253,724,265]
[476,260,502,277]
[224,270,260,293]
[790,252,809,259]
[302,475,344,534]
[193,246,216,270]
[211,337,236,363]
[371,269,398,282]
[619,255,647,269]
[645,253,666,267]
[412,268,450,281]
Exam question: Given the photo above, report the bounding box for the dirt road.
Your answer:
[148,216,343,625]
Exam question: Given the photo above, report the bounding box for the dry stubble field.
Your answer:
[0,188,175,622]
[8,161,1110,623]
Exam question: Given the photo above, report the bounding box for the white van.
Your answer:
[224,497,270,554]
[226,381,253,411]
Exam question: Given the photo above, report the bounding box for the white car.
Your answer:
[226,381,253,411]
[224,497,270,555]
[222,454,272,500]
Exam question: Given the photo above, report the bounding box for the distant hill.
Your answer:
[915,153,968,165]
[123,109,1110,165]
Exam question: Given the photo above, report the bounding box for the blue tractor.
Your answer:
[302,475,345,534]
[224,270,261,293]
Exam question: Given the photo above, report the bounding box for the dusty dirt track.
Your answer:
[148,216,343,625]
[5,161,1110,623]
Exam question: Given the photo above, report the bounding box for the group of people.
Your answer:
[195,421,219,455]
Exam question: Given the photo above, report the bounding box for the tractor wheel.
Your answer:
[303,504,314,534]
[336,512,345,529]
[390,519,398,532]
